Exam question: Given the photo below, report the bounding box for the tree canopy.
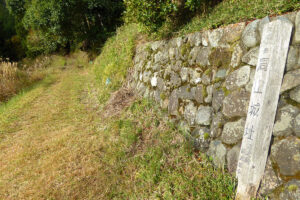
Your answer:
[5,0,124,57]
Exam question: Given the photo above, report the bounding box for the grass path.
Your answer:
[0,67,107,199]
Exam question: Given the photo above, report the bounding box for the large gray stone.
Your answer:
[242,47,259,66]
[278,180,300,200]
[169,47,180,60]
[180,67,189,82]
[230,44,244,68]
[195,106,212,126]
[202,31,209,46]
[145,61,152,70]
[177,85,193,100]
[156,77,166,92]
[293,114,300,137]
[208,47,232,68]
[168,90,179,116]
[151,40,167,51]
[190,69,202,85]
[221,118,246,145]
[271,137,300,176]
[225,65,251,90]
[221,22,246,44]
[176,37,184,48]
[208,28,228,48]
[191,85,204,104]
[154,50,169,65]
[295,11,300,44]
[204,85,213,103]
[189,47,211,66]
[143,71,152,83]
[163,65,172,79]
[192,127,211,152]
[281,69,300,93]
[276,16,294,26]
[227,144,241,174]
[222,89,250,118]
[137,82,146,96]
[215,69,227,80]
[152,63,162,71]
[207,140,227,168]
[201,73,211,85]
[242,19,260,48]
[280,12,297,25]
[212,89,225,112]
[258,16,270,37]
[184,102,197,125]
[286,46,299,71]
[245,68,255,92]
[170,60,181,72]
[210,112,224,138]
[259,159,282,196]
[135,60,145,71]
[290,86,300,103]
[151,73,158,87]
[273,105,299,137]
[187,32,202,47]
[153,90,161,103]
[170,72,182,88]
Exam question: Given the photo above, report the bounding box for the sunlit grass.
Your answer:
[93,24,141,104]
[153,0,300,39]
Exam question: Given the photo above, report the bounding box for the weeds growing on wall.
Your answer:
[93,24,141,104]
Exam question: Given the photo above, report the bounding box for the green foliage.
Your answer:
[100,99,237,199]
[93,24,140,103]
[124,0,217,33]
[5,0,124,56]
[124,0,177,32]
[180,0,300,36]
[0,0,24,59]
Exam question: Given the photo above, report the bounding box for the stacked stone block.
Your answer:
[132,11,300,199]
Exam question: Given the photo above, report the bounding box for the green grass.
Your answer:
[96,99,237,199]
[154,0,300,38]
[93,24,141,104]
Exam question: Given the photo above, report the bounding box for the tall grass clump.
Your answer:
[93,24,141,103]
[0,58,45,102]
[0,59,21,101]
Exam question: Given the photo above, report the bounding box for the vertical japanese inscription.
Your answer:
[235,19,293,200]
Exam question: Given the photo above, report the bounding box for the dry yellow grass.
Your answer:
[0,59,19,101]
[0,67,106,199]
[0,58,45,103]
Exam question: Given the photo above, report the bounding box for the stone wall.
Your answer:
[131,11,300,198]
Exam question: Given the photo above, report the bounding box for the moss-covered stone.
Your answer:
[222,87,231,97]
[204,132,210,140]
[209,47,232,68]
[204,68,212,76]
[288,184,298,192]
[160,92,166,100]
[180,42,192,57]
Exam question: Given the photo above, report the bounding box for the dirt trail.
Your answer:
[0,68,106,199]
